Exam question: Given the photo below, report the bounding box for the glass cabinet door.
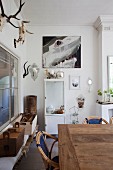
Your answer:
[45,80,64,114]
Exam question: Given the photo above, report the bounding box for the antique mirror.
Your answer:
[108,56,113,89]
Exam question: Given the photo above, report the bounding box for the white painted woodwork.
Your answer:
[96,103,113,123]
[45,115,65,134]
[15,0,113,26]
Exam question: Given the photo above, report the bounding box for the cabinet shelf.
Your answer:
[45,114,65,116]
[44,79,64,82]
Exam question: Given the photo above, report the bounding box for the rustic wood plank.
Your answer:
[58,124,113,170]
[58,125,80,170]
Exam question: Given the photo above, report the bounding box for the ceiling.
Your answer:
[14,0,113,26]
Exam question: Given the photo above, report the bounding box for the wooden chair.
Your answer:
[36,131,59,170]
[110,117,113,124]
[83,116,108,124]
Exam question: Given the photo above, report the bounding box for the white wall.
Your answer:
[0,0,100,129]
[26,25,99,130]
[0,0,27,112]
[102,31,113,90]
[94,16,113,92]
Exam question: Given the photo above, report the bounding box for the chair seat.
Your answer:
[85,118,102,124]
[52,156,59,163]
[83,116,108,124]
[50,156,59,170]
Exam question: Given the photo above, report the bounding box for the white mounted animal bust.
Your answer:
[29,63,39,81]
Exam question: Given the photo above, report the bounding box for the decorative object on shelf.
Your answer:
[45,69,56,79]
[54,105,64,114]
[97,89,103,102]
[109,88,113,102]
[110,94,113,102]
[23,61,39,80]
[46,105,55,114]
[105,93,110,102]
[87,78,93,92]
[24,95,37,114]
[44,69,64,79]
[14,21,33,48]
[42,36,81,68]
[70,75,80,90]
[97,89,113,103]
[77,95,85,108]
[69,106,79,124]
[56,71,64,79]
[103,90,107,102]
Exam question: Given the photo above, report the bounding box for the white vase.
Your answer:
[104,93,110,102]
[110,95,113,102]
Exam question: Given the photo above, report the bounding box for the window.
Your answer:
[0,46,18,131]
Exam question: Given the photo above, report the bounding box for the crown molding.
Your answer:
[94,15,113,31]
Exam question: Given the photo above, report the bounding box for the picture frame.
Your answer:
[69,75,80,90]
[42,36,81,68]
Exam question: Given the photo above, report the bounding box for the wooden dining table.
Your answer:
[58,124,113,170]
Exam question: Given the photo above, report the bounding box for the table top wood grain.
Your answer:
[58,124,113,170]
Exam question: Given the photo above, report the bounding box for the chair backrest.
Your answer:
[36,131,59,170]
[110,117,113,124]
[83,116,108,124]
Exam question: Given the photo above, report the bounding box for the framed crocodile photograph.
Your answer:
[42,36,81,68]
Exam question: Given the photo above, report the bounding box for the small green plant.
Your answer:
[109,88,113,94]
[104,90,107,94]
[97,89,102,96]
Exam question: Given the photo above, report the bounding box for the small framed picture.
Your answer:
[70,75,80,90]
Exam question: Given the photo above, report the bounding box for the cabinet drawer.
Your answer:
[45,115,65,134]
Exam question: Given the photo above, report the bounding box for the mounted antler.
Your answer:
[14,21,33,48]
[0,0,5,17]
[7,0,25,28]
[23,61,31,78]
[0,0,25,29]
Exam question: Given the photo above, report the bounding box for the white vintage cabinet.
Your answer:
[44,79,65,134]
[96,103,113,123]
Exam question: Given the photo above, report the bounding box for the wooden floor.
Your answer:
[14,137,58,170]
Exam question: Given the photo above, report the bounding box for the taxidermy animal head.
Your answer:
[0,0,25,31]
[14,21,33,48]
[29,63,40,81]
[23,62,39,81]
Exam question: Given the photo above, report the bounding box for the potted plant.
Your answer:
[109,88,113,102]
[103,90,107,102]
[97,89,103,102]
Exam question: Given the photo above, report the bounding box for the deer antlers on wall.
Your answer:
[0,0,33,48]
[0,0,25,30]
[23,61,31,78]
